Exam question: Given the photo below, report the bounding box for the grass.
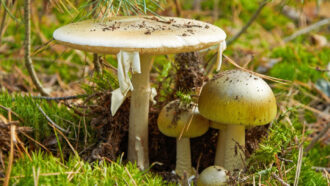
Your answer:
[8,152,172,186]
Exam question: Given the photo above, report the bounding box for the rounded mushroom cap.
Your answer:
[53,16,226,55]
[197,166,228,186]
[157,100,209,138]
[198,70,277,126]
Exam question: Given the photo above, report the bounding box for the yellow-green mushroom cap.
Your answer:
[157,100,209,138]
[197,166,228,186]
[198,70,277,126]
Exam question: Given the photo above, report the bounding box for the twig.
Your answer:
[284,18,330,42]
[30,94,88,101]
[312,166,330,173]
[24,0,49,96]
[36,103,68,133]
[294,145,304,186]
[0,105,25,123]
[305,122,330,153]
[21,131,51,153]
[271,173,290,186]
[226,0,269,46]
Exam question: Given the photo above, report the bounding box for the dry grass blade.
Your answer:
[291,99,330,121]
[0,105,25,123]
[32,166,40,186]
[124,167,137,186]
[305,122,330,153]
[3,111,14,186]
[223,55,291,84]
[20,131,51,153]
[294,145,304,186]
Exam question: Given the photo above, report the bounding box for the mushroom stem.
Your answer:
[214,129,226,166]
[176,137,193,177]
[128,54,153,170]
[223,125,245,171]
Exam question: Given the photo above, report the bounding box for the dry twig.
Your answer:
[36,104,68,133]
[284,18,330,42]
[24,0,49,96]
[271,173,290,186]
[305,122,330,153]
[227,0,269,46]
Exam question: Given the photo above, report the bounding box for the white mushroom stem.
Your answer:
[223,125,245,171]
[214,129,226,166]
[128,54,153,170]
[176,137,193,177]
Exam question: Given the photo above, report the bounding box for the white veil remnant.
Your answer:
[111,50,141,115]
[216,40,227,71]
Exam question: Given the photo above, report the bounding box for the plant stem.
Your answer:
[128,54,153,170]
[176,137,192,177]
[223,125,245,171]
[24,0,49,96]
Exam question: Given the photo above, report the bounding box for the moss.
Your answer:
[0,92,92,149]
[10,152,173,185]
[247,109,328,185]
[269,45,329,82]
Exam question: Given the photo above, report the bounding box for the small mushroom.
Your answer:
[198,70,277,171]
[53,16,226,169]
[157,100,209,177]
[197,166,228,186]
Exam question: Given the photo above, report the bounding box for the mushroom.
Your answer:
[157,100,209,177]
[198,70,277,171]
[53,16,226,169]
[197,166,228,186]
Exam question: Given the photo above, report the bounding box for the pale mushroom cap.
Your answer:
[197,166,228,186]
[198,70,277,126]
[157,100,209,138]
[53,16,226,54]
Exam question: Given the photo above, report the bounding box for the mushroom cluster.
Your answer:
[53,16,226,170]
[53,15,277,178]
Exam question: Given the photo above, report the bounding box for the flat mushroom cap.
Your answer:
[53,16,226,55]
[197,166,228,186]
[157,100,209,138]
[198,70,277,126]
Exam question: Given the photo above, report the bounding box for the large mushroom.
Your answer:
[53,16,226,169]
[198,70,277,171]
[157,100,209,177]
